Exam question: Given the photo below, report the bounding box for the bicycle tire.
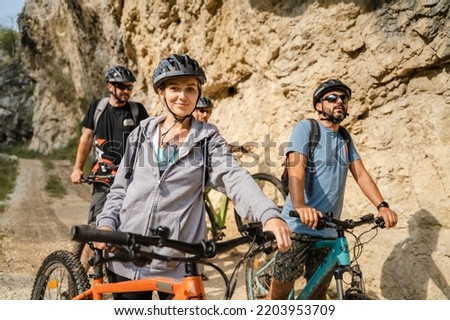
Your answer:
[234,172,287,232]
[245,250,276,300]
[344,290,373,300]
[30,250,90,300]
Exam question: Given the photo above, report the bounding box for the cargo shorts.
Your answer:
[272,232,332,283]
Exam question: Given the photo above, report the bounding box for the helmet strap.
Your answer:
[109,85,126,105]
[317,106,349,124]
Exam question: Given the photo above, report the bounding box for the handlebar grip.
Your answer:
[375,216,386,229]
[71,225,130,245]
[264,231,275,242]
[289,210,298,217]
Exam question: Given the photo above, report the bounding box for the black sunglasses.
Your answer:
[112,83,134,91]
[322,94,349,104]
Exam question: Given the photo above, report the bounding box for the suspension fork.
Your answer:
[333,265,352,300]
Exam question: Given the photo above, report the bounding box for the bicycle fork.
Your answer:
[334,264,365,299]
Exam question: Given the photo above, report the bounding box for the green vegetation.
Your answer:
[45,174,66,199]
[0,24,19,60]
[1,131,85,204]
[0,158,18,213]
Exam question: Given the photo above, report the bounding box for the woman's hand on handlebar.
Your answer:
[93,226,114,250]
[263,218,291,252]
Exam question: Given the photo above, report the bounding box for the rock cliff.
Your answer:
[17,0,449,299]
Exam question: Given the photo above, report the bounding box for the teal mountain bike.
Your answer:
[245,212,385,300]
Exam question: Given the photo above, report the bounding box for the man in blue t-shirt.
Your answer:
[267,79,398,299]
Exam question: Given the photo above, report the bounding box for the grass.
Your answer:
[45,174,66,199]
[0,133,82,204]
[0,158,18,213]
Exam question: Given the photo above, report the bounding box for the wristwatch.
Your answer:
[376,201,390,211]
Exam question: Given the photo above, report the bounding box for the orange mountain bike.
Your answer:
[30,223,275,300]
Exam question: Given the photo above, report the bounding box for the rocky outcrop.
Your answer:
[17,0,449,299]
[0,59,34,149]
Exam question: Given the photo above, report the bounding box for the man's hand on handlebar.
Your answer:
[376,207,398,229]
[70,168,84,184]
[293,206,323,230]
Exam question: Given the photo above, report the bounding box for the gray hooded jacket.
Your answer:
[96,115,283,280]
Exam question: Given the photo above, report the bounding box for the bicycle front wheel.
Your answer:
[235,172,287,232]
[30,250,90,300]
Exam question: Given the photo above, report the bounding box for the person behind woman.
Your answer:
[94,54,291,299]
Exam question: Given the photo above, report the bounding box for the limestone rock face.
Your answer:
[18,0,449,299]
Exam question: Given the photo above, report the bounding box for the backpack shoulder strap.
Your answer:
[308,118,320,154]
[338,126,352,150]
[281,119,320,196]
[94,99,140,133]
[128,101,140,126]
[306,118,320,195]
[124,125,144,180]
[93,97,109,133]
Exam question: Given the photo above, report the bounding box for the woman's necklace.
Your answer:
[160,121,179,148]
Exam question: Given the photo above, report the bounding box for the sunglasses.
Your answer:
[322,94,349,104]
[197,108,212,113]
[112,83,134,91]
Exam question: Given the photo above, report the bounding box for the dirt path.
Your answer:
[0,159,90,299]
[0,158,247,300]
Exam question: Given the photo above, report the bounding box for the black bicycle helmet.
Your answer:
[152,54,207,93]
[104,66,136,83]
[196,96,213,109]
[312,79,352,108]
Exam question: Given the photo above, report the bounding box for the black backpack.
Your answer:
[280,118,352,196]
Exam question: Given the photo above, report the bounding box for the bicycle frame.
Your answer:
[296,234,352,300]
[251,235,353,300]
[73,271,206,300]
[204,190,230,241]
[248,214,383,300]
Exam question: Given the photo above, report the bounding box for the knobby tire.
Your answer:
[30,250,90,300]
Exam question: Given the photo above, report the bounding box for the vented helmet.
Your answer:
[196,96,213,109]
[152,54,207,93]
[105,66,136,83]
[313,79,352,108]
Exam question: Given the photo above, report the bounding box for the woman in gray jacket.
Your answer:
[95,54,291,299]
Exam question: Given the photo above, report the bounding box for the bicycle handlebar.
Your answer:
[80,174,115,185]
[71,222,274,259]
[288,211,385,230]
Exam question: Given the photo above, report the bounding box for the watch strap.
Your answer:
[377,201,389,211]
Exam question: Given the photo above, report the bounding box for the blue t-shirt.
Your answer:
[281,119,360,238]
